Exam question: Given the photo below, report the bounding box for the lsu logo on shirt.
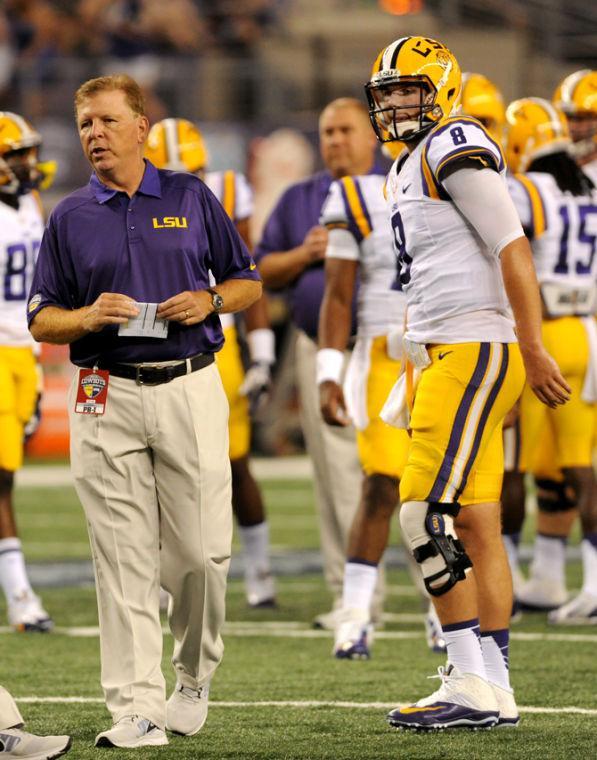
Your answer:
[152,216,188,229]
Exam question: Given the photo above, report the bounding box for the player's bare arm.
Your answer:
[258,226,328,289]
[29,294,139,344]
[243,291,270,332]
[500,237,571,408]
[318,256,357,426]
[157,278,262,326]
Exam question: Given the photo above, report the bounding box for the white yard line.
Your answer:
[12,697,597,716]
[17,457,313,488]
[2,623,596,643]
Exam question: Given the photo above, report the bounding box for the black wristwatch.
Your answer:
[207,287,224,313]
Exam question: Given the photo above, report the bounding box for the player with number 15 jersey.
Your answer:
[505,97,597,625]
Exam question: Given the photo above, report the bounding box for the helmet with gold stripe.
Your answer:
[145,118,208,174]
[0,111,51,195]
[459,73,505,144]
[503,97,570,174]
[365,36,461,143]
[553,70,597,160]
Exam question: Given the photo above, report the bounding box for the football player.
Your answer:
[0,111,53,632]
[459,72,506,144]
[458,73,528,601]
[504,98,597,624]
[317,162,446,658]
[366,36,569,731]
[553,70,597,180]
[145,119,276,607]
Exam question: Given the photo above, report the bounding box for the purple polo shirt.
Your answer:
[27,161,260,366]
[254,167,385,338]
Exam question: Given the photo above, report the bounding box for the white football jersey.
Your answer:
[508,171,597,316]
[0,193,44,346]
[385,116,515,344]
[320,174,405,338]
[205,170,253,224]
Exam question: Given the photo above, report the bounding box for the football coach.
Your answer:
[27,74,261,750]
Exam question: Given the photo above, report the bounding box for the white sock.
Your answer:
[442,618,487,680]
[502,534,521,576]
[480,630,511,691]
[342,561,378,617]
[0,538,33,603]
[238,522,271,579]
[530,534,566,587]
[580,539,597,596]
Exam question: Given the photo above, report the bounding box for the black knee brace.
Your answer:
[410,501,472,597]
[536,478,577,514]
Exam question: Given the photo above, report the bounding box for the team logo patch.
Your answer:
[81,373,106,399]
[28,293,42,313]
[425,512,445,536]
[152,216,188,229]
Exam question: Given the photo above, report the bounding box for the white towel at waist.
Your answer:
[343,337,372,431]
[379,364,421,430]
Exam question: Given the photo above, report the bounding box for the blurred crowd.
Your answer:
[0,0,283,102]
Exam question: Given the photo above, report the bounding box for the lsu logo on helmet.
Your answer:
[365,36,462,143]
[145,118,209,174]
[503,97,570,174]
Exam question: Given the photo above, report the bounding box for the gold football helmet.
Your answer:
[144,118,208,174]
[553,70,597,159]
[0,111,51,195]
[459,73,505,144]
[503,97,570,174]
[366,36,461,142]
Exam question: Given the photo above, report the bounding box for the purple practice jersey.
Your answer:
[254,167,384,338]
[27,161,260,366]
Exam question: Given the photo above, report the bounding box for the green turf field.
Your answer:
[1,469,595,759]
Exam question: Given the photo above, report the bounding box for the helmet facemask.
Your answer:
[0,146,44,196]
[565,112,597,160]
[366,76,439,143]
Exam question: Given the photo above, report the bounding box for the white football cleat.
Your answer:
[547,591,597,625]
[333,609,372,660]
[0,728,71,759]
[95,716,167,748]
[424,604,447,654]
[246,570,277,608]
[8,591,53,633]
[491,683,520,727]
[166,680,210,736]
[517,577,567,611]
[387,664,499,731]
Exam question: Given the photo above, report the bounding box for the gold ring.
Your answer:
[184,310,190,319]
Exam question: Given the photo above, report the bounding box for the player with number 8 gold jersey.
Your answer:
[366,35,570,733]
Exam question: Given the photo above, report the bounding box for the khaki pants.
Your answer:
[68,362,232,729]
[295,331,385,617]
[0,686,23,730]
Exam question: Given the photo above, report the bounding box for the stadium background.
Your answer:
[1,1,596,758]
